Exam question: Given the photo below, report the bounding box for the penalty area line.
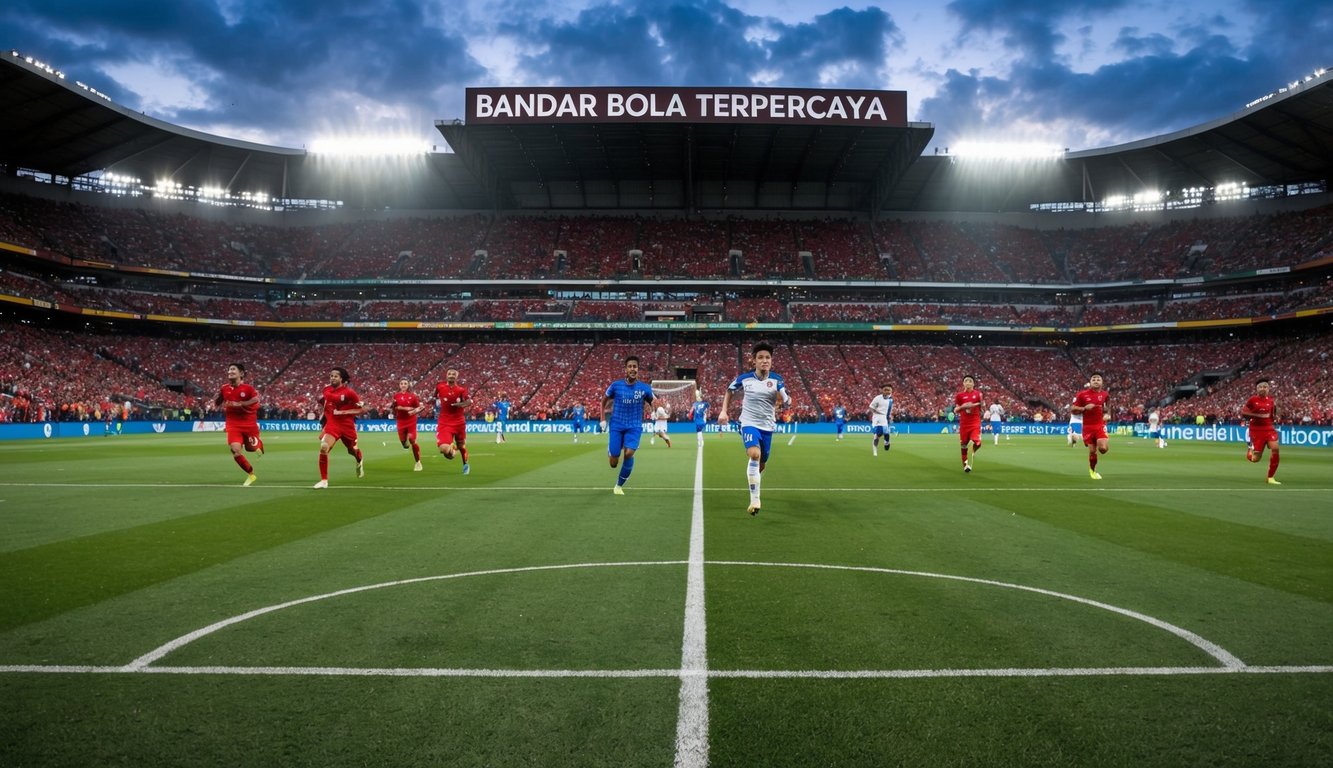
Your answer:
[0,482,1325,493]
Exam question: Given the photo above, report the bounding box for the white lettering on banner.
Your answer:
[608,92,686,118]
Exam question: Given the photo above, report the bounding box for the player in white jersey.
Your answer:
[651,403,672,447]
[718,342,791,516]
[1067,383,1088,446]
[987,401,1005,445]
[868,384,893,456]
[1148,409,1165,448]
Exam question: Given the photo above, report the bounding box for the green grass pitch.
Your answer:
[1,430,1330,767]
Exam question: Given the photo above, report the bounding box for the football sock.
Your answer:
[961,447,969,466]
[746,458,761,501]
[460,445,469,463]
[411,442,421,461]
[234,455,253,473]
[1268,449,1279,478]
[972,440,982,454]
[617,456,634,486]
[1089,454,1098,470]
[352,448,364,462]
[319,453,329,480]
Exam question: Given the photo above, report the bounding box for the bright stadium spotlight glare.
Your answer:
[308,137,431,157]
[951,141,1065,161]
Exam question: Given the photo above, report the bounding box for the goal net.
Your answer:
[650,379,699,421]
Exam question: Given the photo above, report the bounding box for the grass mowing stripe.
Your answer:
[0,495,402,632]
[969,491,1333,603]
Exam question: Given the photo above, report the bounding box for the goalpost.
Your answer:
[650,379,699,422]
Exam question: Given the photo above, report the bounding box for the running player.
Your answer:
[833,404,848,440]
[571,402,586,443]
[651,402,672,447]
[987,401,1005,445]
[390,377,427,471]
[602,356,655,494]
[1071,373,1110,480]
[218,363,263,486]
[953,375,983,472]
[1148,408,1165,448]
[692,392,709,447]
[869,384,893,456]
[435,368,472,475]
[1241,379,1281,485]
[718,342,792,516]
[315,367,365,489]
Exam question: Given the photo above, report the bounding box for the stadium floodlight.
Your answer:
[1133,190,1162,205]
[950,142,1065,161]
[308,137,431,156]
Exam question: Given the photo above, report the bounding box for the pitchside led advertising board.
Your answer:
[4,421,1333,447]
[465,86,909,127]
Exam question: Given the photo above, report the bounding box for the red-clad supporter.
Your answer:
[870,219,927,280]
[1081,302,1157,326]
[726,298,784,322]
[952,374,984,471]
[640,217,729,278]
[434,367,472,473]
[476,216,560,278]
[390,377,427,471]
[315,366,365,488]
[1071,373,1111,478]
[217,362,264,486]
[1241,378,1282,483]
[913,221,1007,282]
[796,218,879,279]
[968,346,1085,410]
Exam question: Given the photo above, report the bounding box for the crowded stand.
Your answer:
[796,218,880,279]
[1175,337,1333,424]
[1,193,1329,283]
[725,298,785,322]
[966,346,1087,411]
[1080,302,1159,326]
[556,216,639,277]
[729,218,801,278]
[639,217,729,278]
[570,300,641,321]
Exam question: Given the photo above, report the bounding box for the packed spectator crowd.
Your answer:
[2,322,1329,426]
[2,193,1329,287]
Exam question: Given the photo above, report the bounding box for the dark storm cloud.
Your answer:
[924,0,1332,148]
[511,0,900,89]
[2,0,485,144]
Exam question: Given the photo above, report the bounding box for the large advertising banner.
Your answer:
[466,86,908,127]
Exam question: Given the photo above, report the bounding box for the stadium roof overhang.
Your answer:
[434,118,935,212]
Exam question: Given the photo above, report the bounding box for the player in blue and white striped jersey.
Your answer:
[718,342,791,516]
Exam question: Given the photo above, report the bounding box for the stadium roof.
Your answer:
[2,51,1330,213]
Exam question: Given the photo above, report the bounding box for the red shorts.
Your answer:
[1082,425,1109,445]
[227,425,260,449]
[396,422,417,443]
[959,424,981,445]
[1249,429,1278,449]
[322,423,358,446]
[437,422,467,447]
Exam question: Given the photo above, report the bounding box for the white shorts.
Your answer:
[655,420,668,431]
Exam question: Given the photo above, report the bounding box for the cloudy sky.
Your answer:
[3,0,1328,152]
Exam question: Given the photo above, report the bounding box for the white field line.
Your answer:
[0,482,1325,493]
[708,562,1246,669]
[123,561,688,670]
[674,441,709,768]
[116,560,1251,672]
[2,665,1330,679]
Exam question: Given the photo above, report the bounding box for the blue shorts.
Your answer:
[873,424,889,437]
[740,426,774,462]
[608,426,642,456]
[572,421,584,433]
[836,421,846,432]
[1149,429,1160,439]
[695,422,706,433]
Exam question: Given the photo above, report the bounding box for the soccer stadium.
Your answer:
[1,51,1331,767]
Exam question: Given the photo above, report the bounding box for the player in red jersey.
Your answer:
[314,367,365,489]
[952,375,984,472]
[434,367,472,475]
[218,363,264,486]
[1071,373,1110,480]
[1241,378,1281,485]
[390,377,427,471]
